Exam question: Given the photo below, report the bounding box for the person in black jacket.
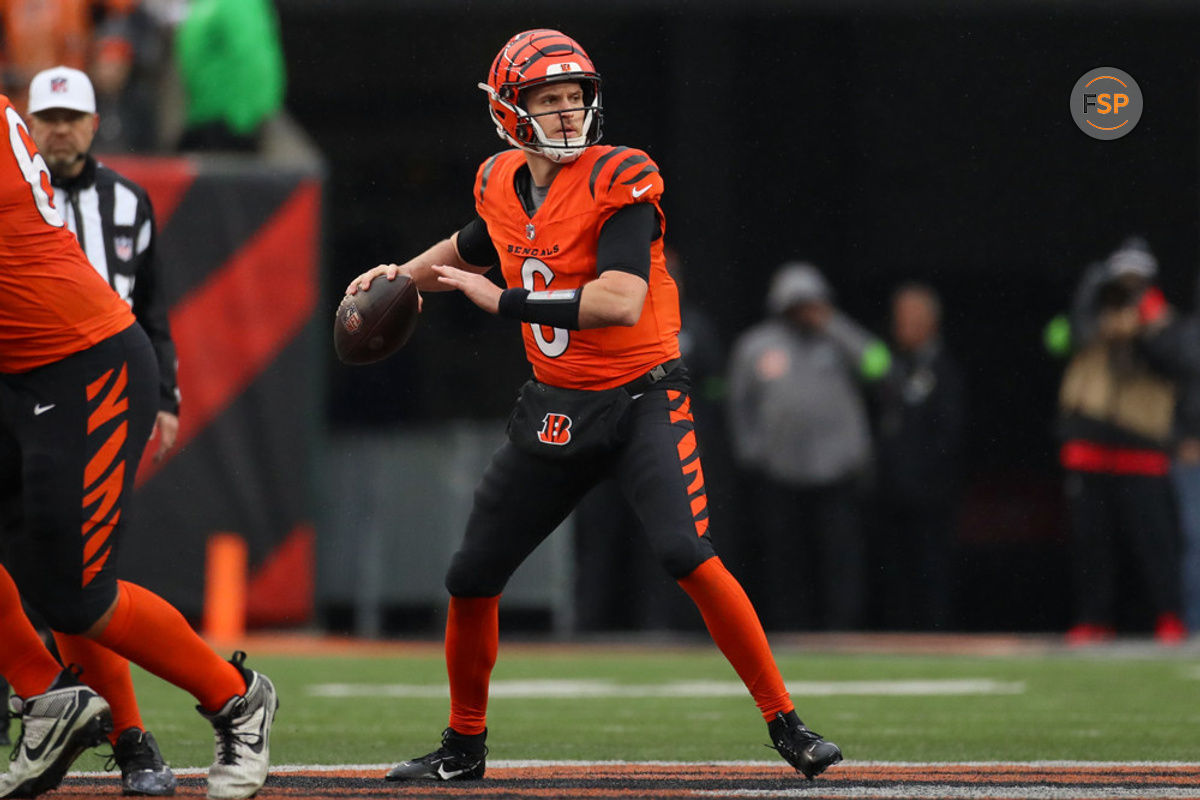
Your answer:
[22,65,179,796]
[27,66,179,462]
[872,283,966,630]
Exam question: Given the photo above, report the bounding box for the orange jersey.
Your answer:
[474,146,681,390]
[0,94,133,373]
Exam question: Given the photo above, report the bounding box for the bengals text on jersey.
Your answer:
[474,144,681,390]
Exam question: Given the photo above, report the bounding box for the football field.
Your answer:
[52,634,1200,798]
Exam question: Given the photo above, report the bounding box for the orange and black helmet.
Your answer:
[478,29,603,163]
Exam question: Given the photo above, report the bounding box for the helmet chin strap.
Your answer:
[526,116,590,162]
[540,146,584,164]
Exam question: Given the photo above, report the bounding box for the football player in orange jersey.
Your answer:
[347,29,843,783]
[0,92,276,800]
[23,64,180,797]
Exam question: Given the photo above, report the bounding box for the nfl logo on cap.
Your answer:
[27,66,96,115]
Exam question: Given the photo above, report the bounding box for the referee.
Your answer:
[26,66,180,461]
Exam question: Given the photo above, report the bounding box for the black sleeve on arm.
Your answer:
[596,203,657,281]
[455,216,499,267]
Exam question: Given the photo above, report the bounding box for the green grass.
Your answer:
[110,645,1200,772]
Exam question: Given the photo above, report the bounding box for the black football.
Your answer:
[333,274,419,365]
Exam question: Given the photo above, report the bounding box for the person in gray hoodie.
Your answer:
[728,262,890,630]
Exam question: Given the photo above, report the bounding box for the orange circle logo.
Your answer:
[1071,68,1142,140]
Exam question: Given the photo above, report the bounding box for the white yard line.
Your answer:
[69,759,1200,777]
[697,789,1200,799]
[305,678,1027,698]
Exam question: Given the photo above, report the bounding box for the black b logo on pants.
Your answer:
[538,413,572,446]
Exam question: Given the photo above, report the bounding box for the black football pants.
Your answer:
[446,387,717,597]
[0,324,158,633]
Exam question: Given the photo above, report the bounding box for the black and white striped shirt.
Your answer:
[51,156,180,414]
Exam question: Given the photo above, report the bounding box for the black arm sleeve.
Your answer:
[455,216,499,267]
[596,203,657,281]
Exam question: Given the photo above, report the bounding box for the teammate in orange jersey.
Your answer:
[347,29,843,783]
[0,92,276,800]
[19,63,182,798]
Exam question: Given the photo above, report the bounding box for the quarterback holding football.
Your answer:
[346,29,843,783]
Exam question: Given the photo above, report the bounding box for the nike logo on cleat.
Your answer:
[22,718,66,761]
[241,732,266,754]
[436,764,468,780]
[33,403,55,415]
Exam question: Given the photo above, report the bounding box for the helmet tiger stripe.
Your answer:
[478,29,603,163]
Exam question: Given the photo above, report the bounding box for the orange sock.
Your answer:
[0,566,62,698]
[678,557,793,720]
[92,580,245,712]
[54,632,143,744]
[445,595,499,735]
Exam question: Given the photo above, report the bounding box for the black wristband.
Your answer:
[498,287,582,330]
[498,288,529,320]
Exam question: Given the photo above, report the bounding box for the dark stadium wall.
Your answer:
[278,2,1199,632]
[103,156,323,625]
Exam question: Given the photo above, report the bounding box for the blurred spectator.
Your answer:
[0,1,136,113]
[0,0,177,153]
[1052,239,1189,645]
[572,248,725,633]
[727,262,889,630]
[174,0,284,152]
[872,283,966,630]
[94,2,178,152]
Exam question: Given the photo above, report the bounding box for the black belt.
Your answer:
[621,357,683,395]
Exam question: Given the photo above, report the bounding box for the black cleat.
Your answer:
[767,710,843,779]
[111,728,177,796]
[385,728,487,782]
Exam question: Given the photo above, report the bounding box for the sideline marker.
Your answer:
[203,531,248,643]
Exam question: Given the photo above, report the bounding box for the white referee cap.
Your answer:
[28,66,96,115]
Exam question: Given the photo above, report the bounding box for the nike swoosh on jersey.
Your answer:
[33,403,55,415]
[631,184,653,198]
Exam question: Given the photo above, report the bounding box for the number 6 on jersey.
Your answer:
[4,107,63,228]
